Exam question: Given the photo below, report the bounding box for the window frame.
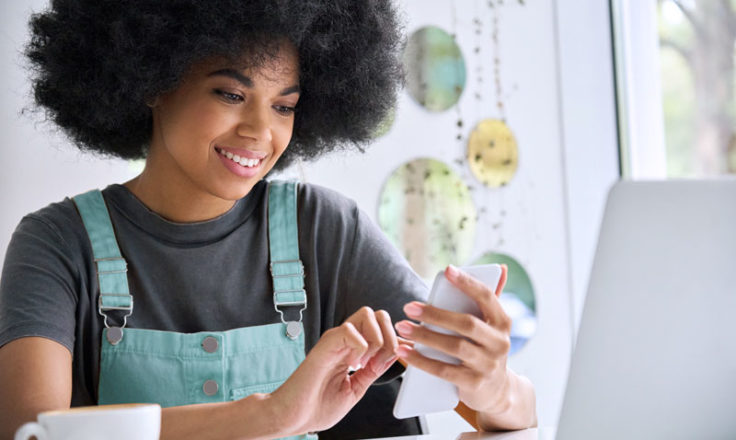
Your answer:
[610,0,668,179]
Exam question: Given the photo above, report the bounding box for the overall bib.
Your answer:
[73,181,317,440]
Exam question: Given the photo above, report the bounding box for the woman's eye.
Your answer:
[214,89,244,103]
[274,105,296,116]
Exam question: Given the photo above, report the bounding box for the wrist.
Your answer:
[257,389,315,439]
[235,392,293,439]
[476,370,537,432]
[481,367,514,416]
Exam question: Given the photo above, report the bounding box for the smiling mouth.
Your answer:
[215,147,263,168]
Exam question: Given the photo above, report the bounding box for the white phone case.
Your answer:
[393,264,503,419]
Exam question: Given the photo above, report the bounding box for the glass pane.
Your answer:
[657,0,736,176]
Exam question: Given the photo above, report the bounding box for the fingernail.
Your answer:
[447,264,459,278]
[395,321,413,335]
[403,302,423,318]
[396,345,411,358]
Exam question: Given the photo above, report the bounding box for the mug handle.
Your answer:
[14,422,47,440]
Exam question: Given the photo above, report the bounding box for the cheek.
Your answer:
[271,120,295,156]
[159,94,232,147]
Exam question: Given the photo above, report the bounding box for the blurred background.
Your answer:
[1,0,732,436]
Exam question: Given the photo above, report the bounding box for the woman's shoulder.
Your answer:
[296,182,358,213]
[293,182,363,233]
[19,195,84,240]
[13,187,118,254]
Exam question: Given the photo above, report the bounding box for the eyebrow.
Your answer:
[208,69,300,96]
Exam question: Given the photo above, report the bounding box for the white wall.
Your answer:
[555,0,621,334]
[0,1,138,260]
[0,0,619,434]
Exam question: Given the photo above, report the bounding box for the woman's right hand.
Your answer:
[268,306,400,436]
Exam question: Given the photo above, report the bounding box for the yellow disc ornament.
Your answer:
[467,119,519,187]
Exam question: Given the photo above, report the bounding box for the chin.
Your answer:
[213,179,261,201]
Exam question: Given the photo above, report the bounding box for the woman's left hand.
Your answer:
[394,264,513,414]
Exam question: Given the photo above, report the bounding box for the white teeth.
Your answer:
[217,147,261,168]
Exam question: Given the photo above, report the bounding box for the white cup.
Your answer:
[14,403,161,440]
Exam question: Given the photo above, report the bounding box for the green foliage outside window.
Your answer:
[658,0,736,176]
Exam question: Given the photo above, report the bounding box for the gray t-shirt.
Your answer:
[0,180,427,438]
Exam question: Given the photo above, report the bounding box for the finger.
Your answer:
[403,301,512,341]
[346,306,384,366]
[350,354,398,397]
[397,336,415,348]
[444,265,507,324]
[396,344,482,390]
[395,320,510,370]
[397,337,414,368]
[326,321,369,369]
[495,264,508,298]
[373,310,399,370]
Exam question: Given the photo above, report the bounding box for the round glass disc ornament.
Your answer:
[378,158,476,279]
[403,26,467,112]
[467,119,519,187]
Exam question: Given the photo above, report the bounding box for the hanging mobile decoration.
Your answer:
[450,0,466,145]
[467,118,518,187]
[466,0,520,188]
[378,158,477,280]
[403,25,467,112]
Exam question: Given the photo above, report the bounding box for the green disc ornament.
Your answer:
[378,158,477,279]
[403,26,467,112]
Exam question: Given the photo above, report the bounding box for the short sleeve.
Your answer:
[338,204,428,324]
[0,214,80,352]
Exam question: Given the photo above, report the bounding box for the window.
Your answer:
[613,0,736,178]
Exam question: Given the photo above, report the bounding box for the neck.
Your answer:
[124,157,236,224]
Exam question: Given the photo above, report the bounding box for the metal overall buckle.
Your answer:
[270,259,307,340]
[95,257,133,346]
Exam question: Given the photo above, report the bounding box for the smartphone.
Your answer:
[393,264,503,419]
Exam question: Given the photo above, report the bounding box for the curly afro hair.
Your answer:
[26,0,404,170]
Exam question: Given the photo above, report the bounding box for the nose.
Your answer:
[235,102,273,143]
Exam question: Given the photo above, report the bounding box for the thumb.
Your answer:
[348,355,397,396]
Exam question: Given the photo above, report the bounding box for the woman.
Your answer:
[0,1,537,439]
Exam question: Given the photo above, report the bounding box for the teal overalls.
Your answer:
[73,181,317,440]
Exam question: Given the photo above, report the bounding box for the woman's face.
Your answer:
[147,42,300,203]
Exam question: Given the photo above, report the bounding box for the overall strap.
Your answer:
[267,180,306,340]
[73,190,133,344]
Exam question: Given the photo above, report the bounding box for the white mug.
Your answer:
[14,403,161,440]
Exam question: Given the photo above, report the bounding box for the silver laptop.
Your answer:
[557,180,736,439]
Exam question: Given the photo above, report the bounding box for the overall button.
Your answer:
[203,380,219,396]
[202,336,219,353]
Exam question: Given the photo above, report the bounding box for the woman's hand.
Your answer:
[394,264,536,430]
[268,307,399,436]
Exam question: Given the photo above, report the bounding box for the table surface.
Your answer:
[366,427,557,440]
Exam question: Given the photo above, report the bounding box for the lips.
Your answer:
[215,146,268,167]
[215,145,267,160]
[215,145,266,177]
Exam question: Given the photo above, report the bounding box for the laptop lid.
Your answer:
[556,180,736,439]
